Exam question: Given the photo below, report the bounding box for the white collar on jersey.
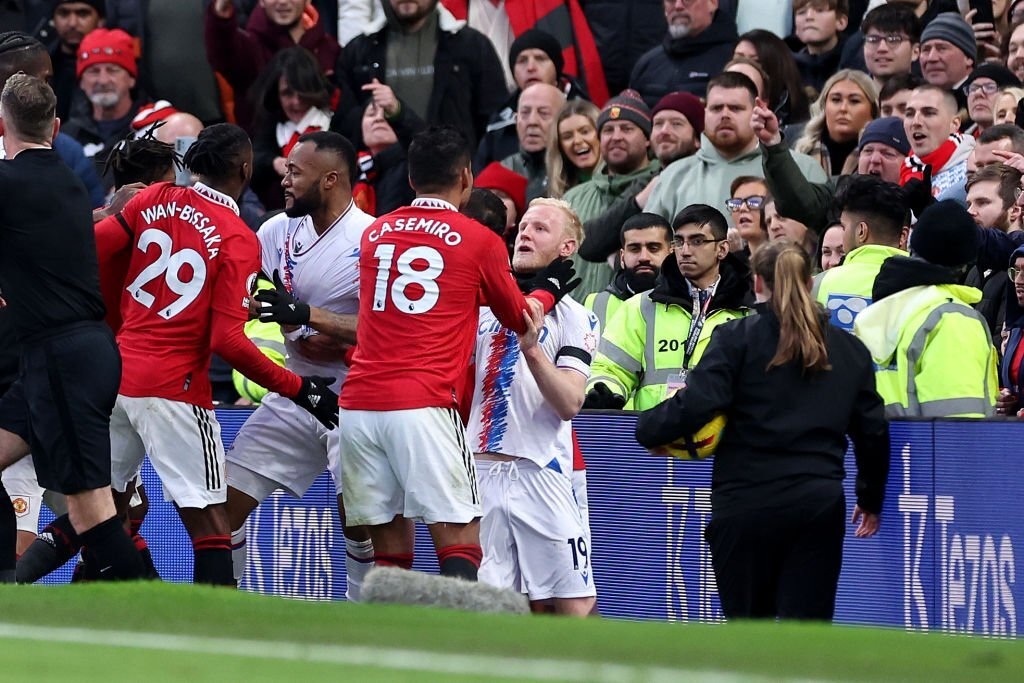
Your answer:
[290,200,355,256]
[191,182,240,216]
[411,197,458,211]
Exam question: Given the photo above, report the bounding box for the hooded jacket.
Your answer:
[646,135,828,227]
[588,252,753,411]
[1001,245,1024,395]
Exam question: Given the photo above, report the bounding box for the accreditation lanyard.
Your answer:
[682,285,716,371]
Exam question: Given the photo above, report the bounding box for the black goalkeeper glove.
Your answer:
[521,258,581,304]
[254,270,310,326]
[583,382,626,410]
[291,376,339,429]
[903,165,934,217]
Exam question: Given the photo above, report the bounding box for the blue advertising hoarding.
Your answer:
[38,410,1022,635]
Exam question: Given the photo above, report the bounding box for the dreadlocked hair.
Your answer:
[104,122,182,187]
[182,123,251,184]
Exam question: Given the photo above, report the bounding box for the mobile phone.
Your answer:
[970,0,995,25]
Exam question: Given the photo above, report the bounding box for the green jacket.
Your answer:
[564,160,661,299]
[813,244,907,332]
[761,139,835,235]
[646,134,827,229]
[853,283,997,418]
[588,253,753,410]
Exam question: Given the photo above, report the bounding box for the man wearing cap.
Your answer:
[474,28,589,171]
[577,90,704,268]
[563,90,660,298]
[918,12,976,109]
[964,64,1022,138]
[648,72,826,233]
[500,82,565,204]
[628,0,738,105]
[858,116,912,183]
[62,27,148,188]
[854,199,998,418]
[47,0,104,123]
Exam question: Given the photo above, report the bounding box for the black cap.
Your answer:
[508,29,563,77]
[910,200,980,267]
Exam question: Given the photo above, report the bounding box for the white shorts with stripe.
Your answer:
[226,391,341,501]
[476,458,596,600]
[338,407,480,527]
[110,395,225,509]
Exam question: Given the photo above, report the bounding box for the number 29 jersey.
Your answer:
[97,182,265,406]
[341,198,534,411]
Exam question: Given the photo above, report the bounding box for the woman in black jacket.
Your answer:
[636,240,890,621]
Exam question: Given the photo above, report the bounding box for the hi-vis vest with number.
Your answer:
[813,244,907,332]
[853,283,998,418]
[588,291,749,411]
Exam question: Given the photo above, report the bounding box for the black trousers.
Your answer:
[705,493,845,621]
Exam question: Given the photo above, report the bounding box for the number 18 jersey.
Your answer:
[341,198,534,411]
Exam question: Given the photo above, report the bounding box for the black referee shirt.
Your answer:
[0,148,105,340]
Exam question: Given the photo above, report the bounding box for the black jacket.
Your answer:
[336,12,508,149]
[636,304,890,516]
[578,178,645,263]
[651,251,754,313]
[628,9,738,106]
[581,0,665,95]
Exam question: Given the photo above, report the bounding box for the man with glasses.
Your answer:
[586,204,752,411]
[963,64,1021,138]
[859,3,920,90]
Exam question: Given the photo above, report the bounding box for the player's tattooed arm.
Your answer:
[93,182,146,223]
[305,307,358,345]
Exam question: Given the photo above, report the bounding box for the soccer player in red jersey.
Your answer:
[338,125,579,580]
[88,124,340,585]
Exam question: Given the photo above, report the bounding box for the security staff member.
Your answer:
[583,212,673,332]
[814,176,908,332]
[854,200,999,418]
[584,204,753,411]
[637,240,890,621]
[0,74,144,580]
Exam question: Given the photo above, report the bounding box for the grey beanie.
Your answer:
[920,12,977,62]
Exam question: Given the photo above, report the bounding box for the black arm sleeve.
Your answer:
[762,141,834,236]
[846,350,891,515]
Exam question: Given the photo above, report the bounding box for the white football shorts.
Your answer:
[338,406,480,527]
[110,395,225,509]
[476,457,596,601]
[226,392,341,501]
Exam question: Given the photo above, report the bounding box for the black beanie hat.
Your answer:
[509,29,564,77]
[910,199,980,267]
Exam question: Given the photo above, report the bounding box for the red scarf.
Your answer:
[352,150,378,216]
[442,0,609,106]
[899,133,962,186]
[281,126,323,158]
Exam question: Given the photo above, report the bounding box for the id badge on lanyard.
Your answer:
[664,290,713,398]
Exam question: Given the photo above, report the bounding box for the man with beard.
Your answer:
[224,131,376,599]
[585,204,753,411]
[61,28,147,190]
[47,1,104,122]
[577,91,704,268]
[647,72,826,230]
[582,213,672,332]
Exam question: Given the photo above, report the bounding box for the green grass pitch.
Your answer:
[0,582,1021,681]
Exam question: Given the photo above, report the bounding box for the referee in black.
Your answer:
[0,73,143,580]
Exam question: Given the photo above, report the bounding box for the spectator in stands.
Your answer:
[971,123,1024,169]
[724,57,770,105]
[337,0,505,150]
[581,212,672,332]
[820,223,846,270]
[994,86,1024,124]
[629,0,738,105]
[62,27,148,190]
[576,91,704,269]
[794,69,879,179]
[206,0,339,131]
[501,82,565,203]
[546,98,602,199]
[584,204,753,411]
[48,0,103,122]
[733,29,811,126]
[462,187,509,239]
[900,84,974,204]
[879,71,924,117]
[997,245,1024,416]
[474,29,589,172]
[918,12,976,112]
[854,200,999,418]
[964,64,1022,138]
[582,0,665,96]
[1007,18,1024,83]
[765,195,818,260]
[728,176,769,257]
[792,0,850,96]
[475,161,527,240]
[860,2,921,90]
[351,79,424,216]
[250,46,335,210]
[646,72,827,233]
[814,175,908,331]
[564,90,659,298]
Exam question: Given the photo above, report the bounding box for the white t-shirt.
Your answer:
[257,202,374,385]
[467,297,599,474]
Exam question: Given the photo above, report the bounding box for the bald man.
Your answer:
[502,82,566,203]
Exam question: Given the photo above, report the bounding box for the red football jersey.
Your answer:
[340,198,536,410]
[94,182,301,407]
